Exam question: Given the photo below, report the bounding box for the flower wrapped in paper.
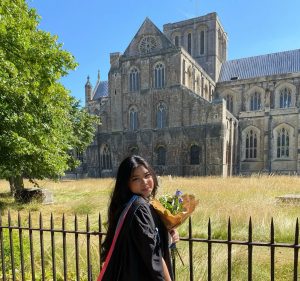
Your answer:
[151,191,199,230]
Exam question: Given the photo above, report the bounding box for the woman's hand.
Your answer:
[169,228,180,244]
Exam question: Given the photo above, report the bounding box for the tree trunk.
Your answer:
[9,176,25,201]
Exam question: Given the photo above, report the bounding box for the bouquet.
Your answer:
[151,190,199,231]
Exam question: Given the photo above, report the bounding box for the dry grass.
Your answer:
[0,175,299,280]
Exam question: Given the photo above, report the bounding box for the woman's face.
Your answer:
[129,165,154,198]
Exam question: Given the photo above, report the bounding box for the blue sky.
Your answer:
[27,0,300,105]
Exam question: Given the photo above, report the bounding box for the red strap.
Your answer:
[97,195,138,281]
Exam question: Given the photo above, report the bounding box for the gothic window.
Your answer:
[154,63,165,89]
[100,144,112,170]
[277,127,289,158]
[279,87,292,108]
[200,30,205,55]
[157,146,166,165]
[174,35,179,47]
[190,145,201,165]
[245,130,257,159]
[250,92,261,111]
[129,107,138,131]
[129,68,140,92]
[156,102,167,129]
[226,95,233,112]
[187,33,192,55]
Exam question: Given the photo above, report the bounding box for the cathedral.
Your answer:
[82,12,300,178]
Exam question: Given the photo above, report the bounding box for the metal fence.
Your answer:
[0,212,299,281]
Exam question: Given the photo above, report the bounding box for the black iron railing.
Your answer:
[0,213,299,281]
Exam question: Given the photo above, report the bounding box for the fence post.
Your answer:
[50,213,57,281]
[248,217,253,281]
[18,212,25,281]
[189,217,194,281]
[270,218,275,281]
[0,213,6,281]
[75,214,80,281]
[28,212,35,281]
[39,213,45,281]
[86,215,91,281]
[293,218,299,281]
[208,218,212,281]
[227,217,232,281]
[99,213,102,271]
[62,214,67,281]
[8,211,16,281]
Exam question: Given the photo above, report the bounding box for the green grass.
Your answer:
[0,175,299,280]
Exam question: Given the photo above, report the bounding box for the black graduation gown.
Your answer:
[102,196,173,281]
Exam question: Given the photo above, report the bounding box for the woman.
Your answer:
[99,155,179,281]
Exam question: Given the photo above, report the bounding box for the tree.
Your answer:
[0,0,99,199]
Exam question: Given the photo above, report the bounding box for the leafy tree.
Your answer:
[0,0,99,199]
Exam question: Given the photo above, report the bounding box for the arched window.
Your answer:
[100,144,112,170]
[245,130,257,159]
[129,107,138,131]
[250,92,261,111]
[226,95,233,112]
[157,146,166,165]
[154,63,165,89]
[129,68,139,92]
[156,103,167,129]
[187,33,192,55]
[174,35,179,47]
[279,88,292,108]
[190,145,201,165]
[277,127,289,158]
[199,30,205,55]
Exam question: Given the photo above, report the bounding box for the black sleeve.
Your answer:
[130,204,165,280]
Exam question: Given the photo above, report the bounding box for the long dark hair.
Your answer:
[101,155,158,262]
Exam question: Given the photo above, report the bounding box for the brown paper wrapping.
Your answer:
[150,194,199,230]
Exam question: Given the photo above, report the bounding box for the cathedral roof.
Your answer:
[218,49,300,82]
[92,81,108,100]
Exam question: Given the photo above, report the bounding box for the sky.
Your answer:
[27,0,300,105]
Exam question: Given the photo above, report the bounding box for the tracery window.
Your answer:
[250,92,261,111]
[100,144,112,170]
[277,127,289,158]
[129,68,140,92]
[157,146,166,165]
[245,130,257,159]
[156,103,167,129]
[129,107,138,131]
[190,145,201,165]
[154,63,165,89]
[279,88,292,108]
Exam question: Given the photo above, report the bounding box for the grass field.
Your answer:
[0,175,299,280]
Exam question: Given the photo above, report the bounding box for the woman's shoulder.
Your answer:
[130,196,152,216]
